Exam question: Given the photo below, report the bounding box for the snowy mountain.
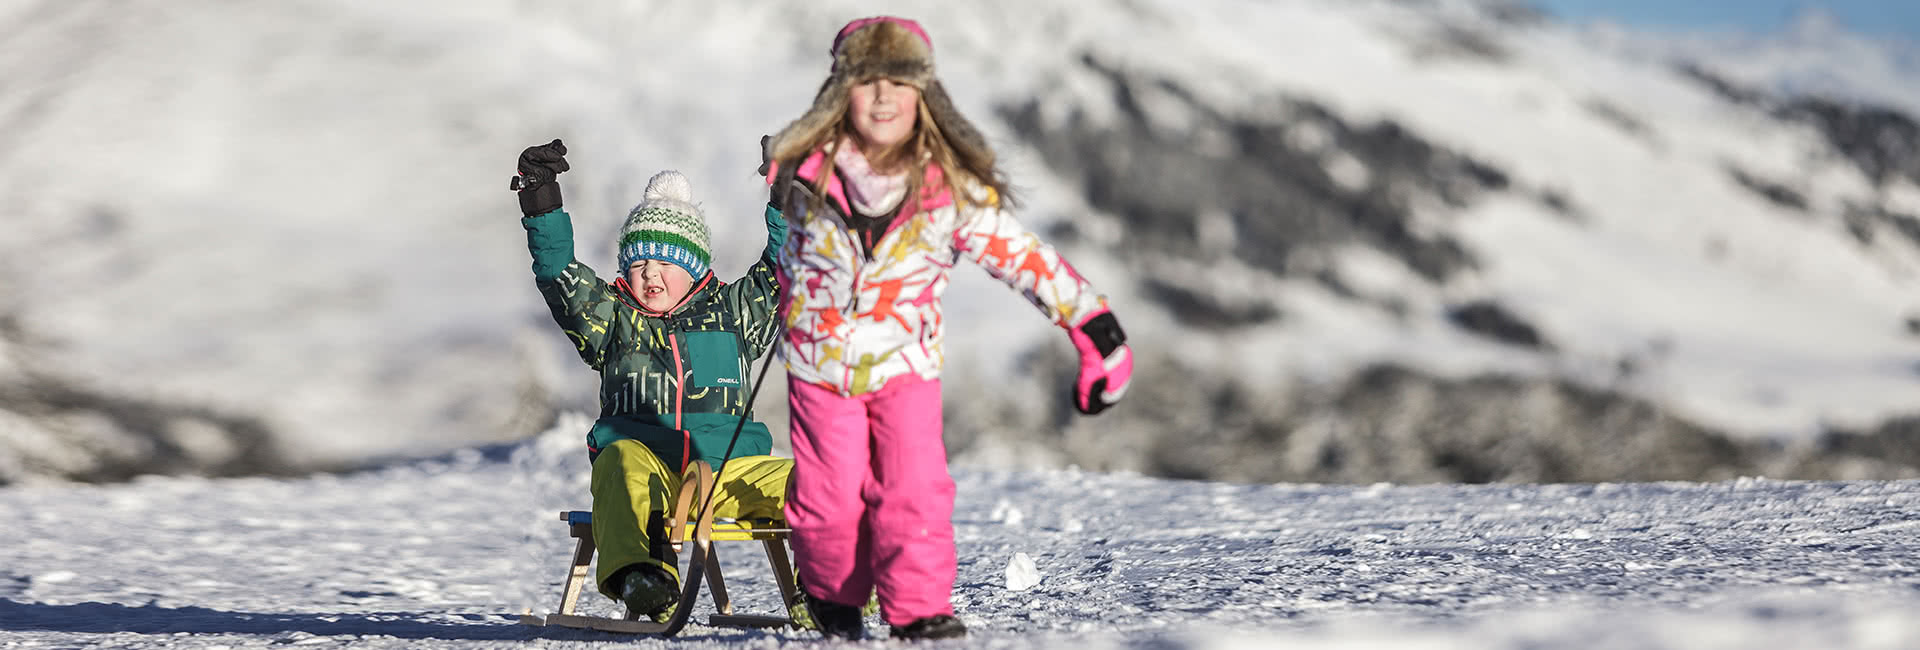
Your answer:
[3,0,1920,484]
[6,421,1920,648]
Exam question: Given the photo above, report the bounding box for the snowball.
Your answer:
[1006,552,1042,591]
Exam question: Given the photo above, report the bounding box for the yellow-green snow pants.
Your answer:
[589,439,792,599]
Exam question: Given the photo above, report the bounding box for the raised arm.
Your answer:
[716,191,790,361]
[515,139,621,370]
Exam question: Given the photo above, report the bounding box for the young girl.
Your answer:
[761,16,1135,641]
[514,142,793,622]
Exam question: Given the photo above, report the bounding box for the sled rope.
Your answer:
[696,324,786,524]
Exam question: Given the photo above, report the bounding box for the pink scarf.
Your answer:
[833,140,909,217]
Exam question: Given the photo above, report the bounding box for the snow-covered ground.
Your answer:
[4,421,1920,649]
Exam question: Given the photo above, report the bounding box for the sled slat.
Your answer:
[709,614,793,629]
[542,612,672,634]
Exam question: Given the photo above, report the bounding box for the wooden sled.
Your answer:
[518,460,803,636]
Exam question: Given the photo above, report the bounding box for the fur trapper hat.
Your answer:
[766,16,995,175]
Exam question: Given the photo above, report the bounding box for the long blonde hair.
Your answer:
[788,92,1016,218]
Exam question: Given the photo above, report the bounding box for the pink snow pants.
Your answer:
[784,373,955,627]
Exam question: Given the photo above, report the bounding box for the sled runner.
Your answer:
[518,460,803,636]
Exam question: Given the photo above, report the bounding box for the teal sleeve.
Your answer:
[522,208,575,281]
[762,203,788,259]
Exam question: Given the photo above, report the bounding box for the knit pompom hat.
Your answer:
[764,16,995,175]
[617,170,712,279]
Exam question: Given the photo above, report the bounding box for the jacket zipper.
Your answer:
[845,223,866,313]
[843,196,910,313]
[668,324,689,473]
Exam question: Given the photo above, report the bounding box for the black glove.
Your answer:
[759,134,781,208]
[761,134,802,212]
[757,134,773,178]
[513,139,569,217]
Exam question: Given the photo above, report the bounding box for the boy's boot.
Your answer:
[891,614,967,640]
[619,564,678,623]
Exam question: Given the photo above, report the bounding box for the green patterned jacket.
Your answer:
[522,205,786,470]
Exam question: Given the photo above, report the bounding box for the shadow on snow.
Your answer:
[0,598,802,643]
[0,598,539,641]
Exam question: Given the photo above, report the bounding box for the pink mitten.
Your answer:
[1068,309,1132,415]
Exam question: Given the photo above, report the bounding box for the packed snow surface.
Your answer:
[4,424,1919,649]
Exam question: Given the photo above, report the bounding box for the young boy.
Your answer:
[514,140,790,621]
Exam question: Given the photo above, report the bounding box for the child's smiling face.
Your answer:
[848,78,920,163]
[627,259,693,313]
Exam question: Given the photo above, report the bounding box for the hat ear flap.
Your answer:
[769,74,850,164]
[922,80,996,178]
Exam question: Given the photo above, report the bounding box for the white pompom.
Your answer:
[644,170,694,203]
